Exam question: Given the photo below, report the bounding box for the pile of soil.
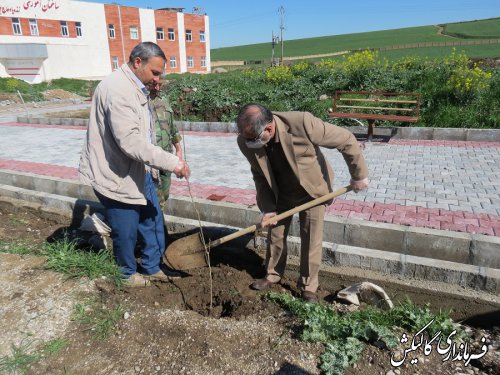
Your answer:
[41,89,83,101]
[45,108,91,119]
[471,57,500,68]
[0,205,498,375]
[0,92,21,104]
[0,89,88,118]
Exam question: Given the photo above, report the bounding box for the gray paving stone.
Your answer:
[419,197,438,203]
[427,203,451,210]
[405,201,427,208]
[450,204,474,212]
[439,199,460,205]
[396,194,416,201]
[384,199,407,205]
[472,207,496,214]
[376,193,396,199]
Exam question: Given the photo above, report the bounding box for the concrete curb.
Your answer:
[0,188,498,293]
[15,116,500,141]
[345,125,500,142]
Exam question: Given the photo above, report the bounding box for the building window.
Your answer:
[130,26,138,40]
[108,24,115,39]
[170,56,176,68]
[200,30,205,42]
[60,21,69,37]
[29,19,38,36]
[187,56,194,68]
[201,56,206,67]
[185,29,192,42]
[112,56,119,70]
[11,18,22,35]
[168,28,175,41]
[156,27,164,40]
[76,22,82,37]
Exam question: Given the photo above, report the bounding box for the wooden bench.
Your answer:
[328,91,421,140]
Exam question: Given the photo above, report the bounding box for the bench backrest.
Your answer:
[330,91,421,122]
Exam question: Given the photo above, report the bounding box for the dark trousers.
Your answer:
[95,173,166,278]
[266,202,325,293]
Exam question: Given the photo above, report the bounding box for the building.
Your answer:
[0,0,210,83]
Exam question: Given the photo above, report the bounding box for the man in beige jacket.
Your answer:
[237,103,369,302]
[79,42,190,286]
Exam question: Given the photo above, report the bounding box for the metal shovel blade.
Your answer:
[163,232,208,270]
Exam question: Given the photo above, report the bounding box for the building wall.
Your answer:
[154,10,181,74]
[177,12,186,73]
[0,0,111,82]
[103,4,142,70]
[183,13,208,73]
[204,15,211,73]
[0,0,211,82]
[139,8,155,44]
[103,4,125,68]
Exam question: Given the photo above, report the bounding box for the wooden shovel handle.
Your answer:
[209,185,351,248]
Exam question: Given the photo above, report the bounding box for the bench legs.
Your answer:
[367,119,375,141]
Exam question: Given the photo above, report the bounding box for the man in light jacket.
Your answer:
[79,42,190,287]
[237,103,369,302]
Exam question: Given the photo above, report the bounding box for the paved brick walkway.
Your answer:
[1,122,499,236]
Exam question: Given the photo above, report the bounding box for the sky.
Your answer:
[84,0,500,48]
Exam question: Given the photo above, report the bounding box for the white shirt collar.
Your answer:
[125,64,148,95]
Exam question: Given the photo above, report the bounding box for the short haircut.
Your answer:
[236,103,273,135]
[128,42,166,64]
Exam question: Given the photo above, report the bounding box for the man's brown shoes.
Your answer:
[301,291,319,303]
[250,278,276,291]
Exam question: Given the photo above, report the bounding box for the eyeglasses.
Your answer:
[246,128,266,142]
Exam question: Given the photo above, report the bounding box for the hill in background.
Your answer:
[211,17,500,63]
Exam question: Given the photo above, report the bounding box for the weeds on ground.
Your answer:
[8,217,29,226]
[0,237,122,286]
[0,338,66,374]
[42,238,123,287]
[268,293,461,375]
[0,240,40,256]
[72,297,124,340]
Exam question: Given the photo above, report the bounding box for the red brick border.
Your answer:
[0,122,87,131]
[1,158,498,237]
[0,159,78,179]
[388,139,500,148]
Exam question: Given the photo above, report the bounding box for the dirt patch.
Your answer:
[472,57,500,68]
[0,253,95,357]
[0,204,499,375]
[0,88,88,118]
[0,89,82,107]
[45,108,91,119]
[0,92,21,104]
[41,89,83,101]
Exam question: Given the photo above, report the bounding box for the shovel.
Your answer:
[163,185,352,270]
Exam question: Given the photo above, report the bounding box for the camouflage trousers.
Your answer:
[155,173,172,212]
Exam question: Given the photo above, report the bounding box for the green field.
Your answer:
[442,18,500,38]
[211,18,500,62]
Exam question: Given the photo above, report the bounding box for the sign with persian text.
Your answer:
[0,0,66,16]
